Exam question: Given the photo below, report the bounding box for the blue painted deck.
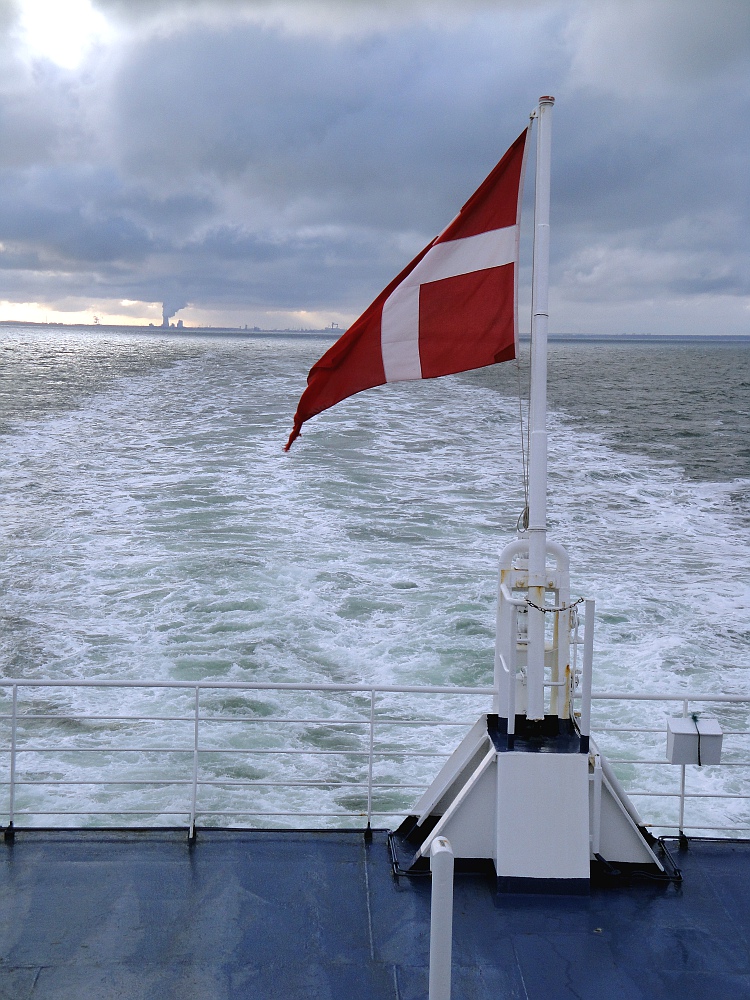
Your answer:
[0,830,749,999]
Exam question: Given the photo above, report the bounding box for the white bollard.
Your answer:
[429,837,455,1000]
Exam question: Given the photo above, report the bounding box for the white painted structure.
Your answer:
[411,714,662,886]
[428,838,455,1000]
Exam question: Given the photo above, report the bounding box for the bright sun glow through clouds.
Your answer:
[19,0,111,69]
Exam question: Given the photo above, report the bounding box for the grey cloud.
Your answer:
[0,1,19,27]
[112,189,216,232]
[0,167,156,264]
[123,222,405,319]
[92,0,541,21]
[0,60,86,169]
[560,240,750,305]
[107,14,557,231]
[190,226,290,262]
[0,1,747,333]
[555,87,749,226]
[565,0,750,94]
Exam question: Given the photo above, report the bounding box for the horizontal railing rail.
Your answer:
[0,680,495,836]
[587,691,750,834]
[0,680,748,837]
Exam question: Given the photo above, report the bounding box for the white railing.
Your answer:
[0,679,494,836]
[588,692,750,836]
[0,680,748,837]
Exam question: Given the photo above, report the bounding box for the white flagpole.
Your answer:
[526,96,554,722]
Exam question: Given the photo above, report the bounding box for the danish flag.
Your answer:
[284,129,528,450]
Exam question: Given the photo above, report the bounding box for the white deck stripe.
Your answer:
[381,226,517,383]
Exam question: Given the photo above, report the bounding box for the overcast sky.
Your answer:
[0,0,748,333]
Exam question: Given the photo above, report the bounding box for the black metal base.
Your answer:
[489,714,584,753]
[496,875,590,895]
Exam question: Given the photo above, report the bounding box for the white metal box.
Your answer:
[666,717,723,765]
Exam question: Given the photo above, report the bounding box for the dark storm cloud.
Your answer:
[0,0,748,330]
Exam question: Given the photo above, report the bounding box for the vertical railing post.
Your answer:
[366,690,375,836]
[550,608,560,717]
[429,837,455,1000]
[506,605,517,749]
[678,698,688,835]
[189,686,200,843]
[591,756,602,855]
[6,685,18,840]
[579,599,595,753]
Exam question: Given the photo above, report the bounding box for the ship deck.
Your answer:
[1,829,749,999]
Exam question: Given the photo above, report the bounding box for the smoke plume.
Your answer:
[162,298,188,327]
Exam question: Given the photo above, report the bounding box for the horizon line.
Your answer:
[0,320,748,343]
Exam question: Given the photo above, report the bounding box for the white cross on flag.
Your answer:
[285,129,528,450]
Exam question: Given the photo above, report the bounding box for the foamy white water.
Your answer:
[1,328,748,829]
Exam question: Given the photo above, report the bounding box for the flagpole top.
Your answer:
[539,96,555,105]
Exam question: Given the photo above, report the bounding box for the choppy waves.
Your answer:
[1,328,749,830]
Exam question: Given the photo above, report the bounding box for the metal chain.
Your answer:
[524,596,584,614]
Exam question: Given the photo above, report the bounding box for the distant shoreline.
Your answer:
[0,320,748,344]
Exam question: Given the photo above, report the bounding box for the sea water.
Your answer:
[1,326,748,831]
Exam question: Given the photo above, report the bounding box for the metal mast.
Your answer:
[526,95,554,721]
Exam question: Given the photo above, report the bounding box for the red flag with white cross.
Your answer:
[284,129,528,450]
